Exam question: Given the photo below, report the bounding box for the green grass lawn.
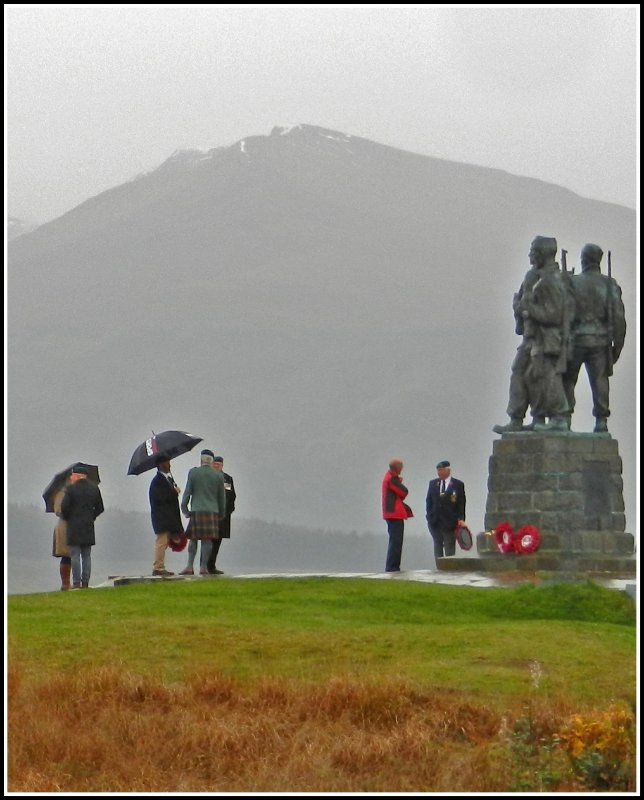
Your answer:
[7,578,635,710]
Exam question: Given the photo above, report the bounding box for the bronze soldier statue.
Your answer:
[493,238,542,433]
[494,236,574,433]
[562,243,626,433]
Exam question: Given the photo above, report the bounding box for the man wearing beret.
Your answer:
[425,460,466,562]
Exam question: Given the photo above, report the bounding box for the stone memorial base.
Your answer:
[437,431,636,577]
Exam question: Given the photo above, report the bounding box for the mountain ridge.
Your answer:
[7,124,636,537]
[10,124,633,254]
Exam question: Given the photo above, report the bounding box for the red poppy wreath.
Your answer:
[495,521,515,553]
[514,525,541,554]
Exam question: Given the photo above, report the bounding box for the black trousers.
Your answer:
[385,519,404,571]
[429,524,456,560]
[206,537,222,572]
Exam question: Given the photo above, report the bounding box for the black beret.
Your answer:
[436,460,450,469]
[201,449,215,458]
[213,456,224,463]
[72,465,88,475]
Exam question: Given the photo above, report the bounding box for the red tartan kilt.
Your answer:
[186,513,221,540]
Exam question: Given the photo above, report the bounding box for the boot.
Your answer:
[523,416,545,431]
[60,562,71,591]
[533,417,568,432]
[492,417,524,433]
[549,417,569,432]
[594,417,608,433]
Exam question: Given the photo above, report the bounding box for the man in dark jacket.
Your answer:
[207,455,236,575]
[60,464,104,588]
[426,460,466,562]
[149,457,183,576]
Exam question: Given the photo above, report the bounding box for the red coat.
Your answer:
[382,470,412,520]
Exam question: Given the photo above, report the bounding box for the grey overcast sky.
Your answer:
[5,4,639,223]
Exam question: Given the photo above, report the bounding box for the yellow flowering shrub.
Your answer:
[556,705,635,790]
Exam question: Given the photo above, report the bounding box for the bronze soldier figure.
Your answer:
[562,243,626,433]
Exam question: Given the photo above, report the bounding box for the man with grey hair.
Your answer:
[179,449,226,575]
[425,460,466,561]
[562,243,626,433]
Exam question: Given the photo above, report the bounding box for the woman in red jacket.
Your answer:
[381,458,413,573]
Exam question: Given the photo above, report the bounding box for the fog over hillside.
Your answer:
[7,504,439,595]
[7,124,637,545]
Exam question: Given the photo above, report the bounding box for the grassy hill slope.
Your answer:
[7,578,636,792]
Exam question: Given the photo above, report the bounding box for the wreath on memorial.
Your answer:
[494,521,515,553]
[514,525,541,554]
[494,522,541,555]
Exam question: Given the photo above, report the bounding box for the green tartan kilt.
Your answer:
[186,512,221,540]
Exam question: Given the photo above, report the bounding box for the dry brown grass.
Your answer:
[7,661,632,793]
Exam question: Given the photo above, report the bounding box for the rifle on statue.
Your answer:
[559,248,575,367]
[606,250,615,376]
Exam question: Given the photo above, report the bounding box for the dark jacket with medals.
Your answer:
[426,478,466,531]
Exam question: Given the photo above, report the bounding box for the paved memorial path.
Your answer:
[100,569,635,597]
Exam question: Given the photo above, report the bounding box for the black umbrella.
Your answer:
[127,430,203,475]
[42,463,101,513]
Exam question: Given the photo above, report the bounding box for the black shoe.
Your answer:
[210,568,224,575]
[153,569,174,577]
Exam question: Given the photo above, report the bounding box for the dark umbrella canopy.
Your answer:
[42,463,101,512]
[127,430,203,476]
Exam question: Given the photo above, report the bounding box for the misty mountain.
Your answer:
[6,503,438,595]
[7,123,637,541]
[7,216,39,241]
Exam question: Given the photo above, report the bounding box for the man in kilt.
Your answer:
[179,449,227,575]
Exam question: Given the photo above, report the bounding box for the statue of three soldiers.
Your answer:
[494,235,626,435]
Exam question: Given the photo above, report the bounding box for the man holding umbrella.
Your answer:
[149,456,183,576]
[180,449,226,575]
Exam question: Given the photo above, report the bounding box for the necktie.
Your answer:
[167,474,177,489]
[440,480,445,494]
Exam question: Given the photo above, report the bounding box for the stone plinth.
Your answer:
[438,431,635,576]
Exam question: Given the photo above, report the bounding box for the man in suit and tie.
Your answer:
[425,460,466,562]
[149,456,183,576]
